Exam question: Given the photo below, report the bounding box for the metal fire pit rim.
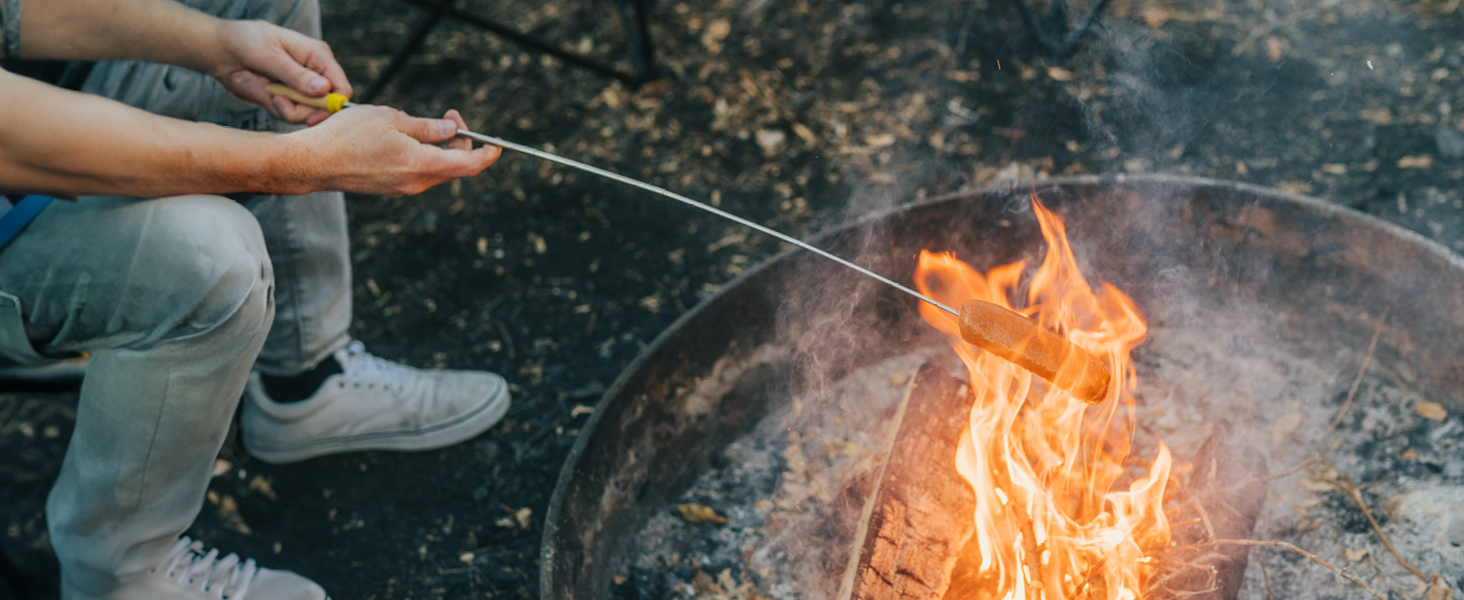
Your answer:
[537,172,1461,598]
[982,173,1464,271]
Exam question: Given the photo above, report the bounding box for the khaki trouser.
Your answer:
[0,0,352,595]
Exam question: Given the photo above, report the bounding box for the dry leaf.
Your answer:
[496,506,533,529]
[1415,400,1447,421]
[1398,155,1434,169]
[864,133,897,148]
[756,129,786,155]
[248,475,278,501]
[677,503,728,525]
[701,19,731,53]
[1270,411,1303,442]
[1360,108,1393,125]
[1299,477,1336,492]
[638,295,662,313]
[791,123,818,145]
[613,574,628,585]
[1047,67,1074,81]
[1343,547,1368,561]
[217,495,251,535]
[1265,36,1284,62]
[1427,573,1454,600]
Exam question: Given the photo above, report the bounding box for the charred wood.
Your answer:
[1148,429,1268,600]
[840,360,974,600]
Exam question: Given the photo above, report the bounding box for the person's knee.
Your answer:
[141,195,273,342]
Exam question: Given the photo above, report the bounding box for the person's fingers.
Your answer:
[474,145,503,170]
[225,70,275,114]
[296,39,353,99]
[394,110,460,144]
[239,29,330,96]
[270,28,352,98]
[425,144,502,179]
[305,110,332,126]
[269,95,319,123]
[443,110,471,151]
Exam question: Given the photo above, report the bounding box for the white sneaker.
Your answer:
[241,341,511,464]
[99,537,326,600]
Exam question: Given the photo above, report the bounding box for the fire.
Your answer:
[914,196,1172,600]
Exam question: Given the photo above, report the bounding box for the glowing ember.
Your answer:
[915,195,1172,600]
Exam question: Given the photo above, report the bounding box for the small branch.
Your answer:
[1202,539,1386,600]
[1255,546,1274,600]
[1169,476,1217,543]
[1228,458,1314,493]
[1325,307,1389,440]
[1335,473,1428,583]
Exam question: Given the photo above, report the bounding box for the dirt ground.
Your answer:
[4,0,1464,599]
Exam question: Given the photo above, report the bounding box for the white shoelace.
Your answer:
[151,537,258,600]
[335,340,420,394]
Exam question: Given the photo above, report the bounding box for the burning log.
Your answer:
[838,359,974,600]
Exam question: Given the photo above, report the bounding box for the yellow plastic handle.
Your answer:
[265,82,350,113]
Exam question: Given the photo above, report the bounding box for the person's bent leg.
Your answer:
[0,196,314,599]
[78,0,354,376]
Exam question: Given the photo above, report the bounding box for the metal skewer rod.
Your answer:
[284,86,958,316]
[456,128,961,317]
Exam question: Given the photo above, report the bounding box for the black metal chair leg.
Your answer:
[360,0,659,102]
[359,0,455,103]
[615,0,656,82]
[1008,0,1113,59]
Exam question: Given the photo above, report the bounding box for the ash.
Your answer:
[1135,302,1464,600]
[614,304,1463,600]
[612,351,940,600]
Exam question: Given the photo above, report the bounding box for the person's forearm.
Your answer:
[0,69,321,198]
[15,0,227,73]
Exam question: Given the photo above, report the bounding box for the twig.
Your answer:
[1325,307,1389,441]
[1335,473,1428,583]
[1168,517,1203,529]
[1255,546,1274,600]
[1202,539,1386,600]
[1228,458,1315,493]
[1169,476,1217,543]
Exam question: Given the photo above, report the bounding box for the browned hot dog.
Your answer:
[958,299,1111,403]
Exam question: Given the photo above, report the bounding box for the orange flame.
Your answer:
[915,195,1171,600]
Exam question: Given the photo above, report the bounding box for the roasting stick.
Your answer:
[268,83,956,315]
[269,83,1112,403]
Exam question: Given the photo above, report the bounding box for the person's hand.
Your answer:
[286,105,501,196]
[210,20,352,125]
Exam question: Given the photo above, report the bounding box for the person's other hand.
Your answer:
[288,105,501,196]
[211,20,352,125]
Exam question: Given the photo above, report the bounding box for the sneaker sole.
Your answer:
[246,388,511,464]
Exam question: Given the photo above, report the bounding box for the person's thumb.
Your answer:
[395,111,460,144]
[275,58,331,97]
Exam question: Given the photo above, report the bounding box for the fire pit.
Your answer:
[541,174,1464,600]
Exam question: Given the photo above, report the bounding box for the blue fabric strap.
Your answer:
[0,195,53,251]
